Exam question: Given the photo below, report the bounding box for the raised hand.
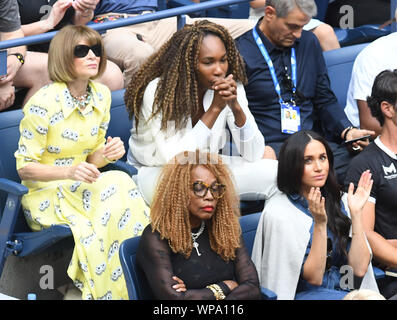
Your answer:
[46,0,74,30]
[307,187,327,224]
[72,0,100,12]
[347,170,373,216]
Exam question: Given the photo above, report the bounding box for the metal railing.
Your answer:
[0,0,396,70]
[0,0,249,50]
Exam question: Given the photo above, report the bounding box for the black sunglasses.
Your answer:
[192,181,226,199]
[74,44,102,58]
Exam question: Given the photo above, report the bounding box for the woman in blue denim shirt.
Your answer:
[279,130,373,299]
[252,130,379,300]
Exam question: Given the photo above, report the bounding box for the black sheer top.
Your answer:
[136,224,261,300]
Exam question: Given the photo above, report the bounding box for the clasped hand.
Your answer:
[212,74,238,110]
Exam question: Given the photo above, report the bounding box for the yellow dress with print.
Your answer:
[15,81,150,300]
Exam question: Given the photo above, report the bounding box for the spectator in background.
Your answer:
[91,0,257,85]
[249,0,340,51]
[9,0,123,111]
[345,70,397,300]
[344,10,397,137]
[252,130,379,299]
[15,25,150,300]
[235,0,374,184]
[0,0,26,111]
[124,20,278,206]
[137,150,262,300]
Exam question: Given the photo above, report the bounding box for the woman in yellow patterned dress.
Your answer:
[14,25,150,300]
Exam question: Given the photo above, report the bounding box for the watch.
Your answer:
[342,126,357,141]
[8,53,25,65]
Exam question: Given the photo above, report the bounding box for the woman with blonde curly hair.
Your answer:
[136,150,261,300]
[124,20,278,205]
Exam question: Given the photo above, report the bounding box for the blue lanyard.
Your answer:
[252,28,297,105]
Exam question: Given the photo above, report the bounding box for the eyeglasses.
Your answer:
[281,71,306,104]
[74,44,102,58]
[326,237,333,271]
[192,181,226,199]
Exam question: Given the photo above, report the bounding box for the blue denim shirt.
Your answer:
[235,20,352,146]
[287,194,350,293]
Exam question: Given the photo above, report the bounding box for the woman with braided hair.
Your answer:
[136,150,261,299]
[124,20,278,205]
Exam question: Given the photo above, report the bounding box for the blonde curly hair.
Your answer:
[150,150,241,261]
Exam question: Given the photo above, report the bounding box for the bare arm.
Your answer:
[86,136,125,168]
[302,187,328,286]
[250,0,267,9]
[346,171,372,277]
[18,161,100,183]
[357,99,382,137]
[21,0,73,36]
[17,136,124,183]
[363,201,397,268]
[0,29,26,110]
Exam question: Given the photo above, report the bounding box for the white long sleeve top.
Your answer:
[127,78,265,167]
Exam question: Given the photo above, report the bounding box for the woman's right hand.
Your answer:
[67,161,100,183]
[307,187,327,225]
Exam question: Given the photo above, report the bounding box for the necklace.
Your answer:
[191,221,205,257]
[69,85,92,110]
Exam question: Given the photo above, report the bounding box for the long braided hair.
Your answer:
[124,20,248,132]
[150,150,241,261]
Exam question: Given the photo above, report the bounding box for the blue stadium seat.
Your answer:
[323,42,369,108]
[119,211,277,300]
[314,0,330,22]
[334,25,390,47]
[0,109,72,277]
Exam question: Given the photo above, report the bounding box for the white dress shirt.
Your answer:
[127,77,265,167]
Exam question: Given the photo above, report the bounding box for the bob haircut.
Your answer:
[48,25,106,83]
[277,130,336,195]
